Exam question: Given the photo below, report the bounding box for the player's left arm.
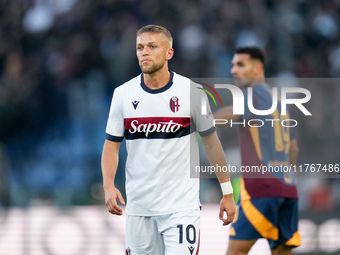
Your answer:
[201,131,236,226]
[214,105,241,125]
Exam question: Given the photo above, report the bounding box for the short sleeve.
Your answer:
[191,83,216,137]
[105,88,125,142]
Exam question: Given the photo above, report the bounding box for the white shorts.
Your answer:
[125,208,200,255]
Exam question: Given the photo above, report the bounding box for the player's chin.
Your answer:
[140,65,153,74]
[141,66,161,75]
[233,78,242,86]
[235,81,249,88]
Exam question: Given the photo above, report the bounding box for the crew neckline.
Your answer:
[140,71,174,94]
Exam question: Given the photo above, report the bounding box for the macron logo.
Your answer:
[132,100,139,110]
[188,246,195,255]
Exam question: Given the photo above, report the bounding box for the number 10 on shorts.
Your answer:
[177,224,196,244]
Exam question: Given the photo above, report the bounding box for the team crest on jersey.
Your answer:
[169,96,180,112]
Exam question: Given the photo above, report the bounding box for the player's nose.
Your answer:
[142,47,150,55]
[231,66,237,76]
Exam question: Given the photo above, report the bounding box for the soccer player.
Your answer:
[101,25,236,255]
[214,47,301,255]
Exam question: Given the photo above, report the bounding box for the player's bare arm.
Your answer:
[214,105,241,124]
[201,131,236,226]
[101,140,125,215]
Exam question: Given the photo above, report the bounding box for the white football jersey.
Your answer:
[105,72,215,216]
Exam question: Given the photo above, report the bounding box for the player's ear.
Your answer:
[166,48,174,60]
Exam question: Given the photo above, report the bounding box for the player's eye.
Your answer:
[137,46,143,50]
[150,45,156,49]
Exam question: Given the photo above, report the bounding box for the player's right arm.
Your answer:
[101,139,125,215]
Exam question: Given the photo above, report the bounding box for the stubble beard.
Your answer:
[140,61,165,75]
[235,77,253,88]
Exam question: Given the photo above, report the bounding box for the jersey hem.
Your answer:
[126,205,201,216]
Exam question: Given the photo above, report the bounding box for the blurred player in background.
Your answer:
[214,47,300,255]
[101,24,235,255]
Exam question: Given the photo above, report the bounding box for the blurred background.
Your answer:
[0,0,340,254]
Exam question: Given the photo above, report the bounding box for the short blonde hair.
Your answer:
[137,24,173,47]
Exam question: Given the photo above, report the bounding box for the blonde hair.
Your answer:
[137,25,173,47]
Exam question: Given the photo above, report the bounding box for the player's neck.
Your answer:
[143,68,171,90]
[250,76,265,87]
